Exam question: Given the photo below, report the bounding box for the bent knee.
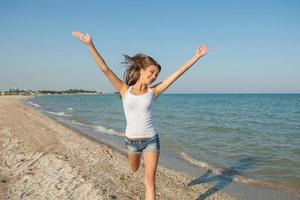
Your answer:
[130,163,140,172]
[131,167,139,172]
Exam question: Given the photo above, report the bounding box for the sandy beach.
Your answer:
[0,95,234,200]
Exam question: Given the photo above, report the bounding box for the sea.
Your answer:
[24,93,300,197]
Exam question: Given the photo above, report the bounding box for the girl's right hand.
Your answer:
[72,31,92,45]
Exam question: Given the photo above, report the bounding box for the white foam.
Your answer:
[67,107,74,111]
[95,125,123,136]
[181,152,211,169]
[71,120,91,127]
[45,111,71,117]
[180,152,260,185]
[26,100,41,108]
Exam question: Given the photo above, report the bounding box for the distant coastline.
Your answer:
[0,88,104,96]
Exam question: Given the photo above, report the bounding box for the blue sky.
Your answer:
[0,0,299,93]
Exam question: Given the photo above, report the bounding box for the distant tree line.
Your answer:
[38,89,98,94]
[1,88,102,96]
[0,88,33,96]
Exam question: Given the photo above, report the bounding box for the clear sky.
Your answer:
[1,0,299,93]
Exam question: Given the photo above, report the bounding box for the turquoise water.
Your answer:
[26,94,300,194]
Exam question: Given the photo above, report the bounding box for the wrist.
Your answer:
[193,54,202,60]
[86,41,94,47]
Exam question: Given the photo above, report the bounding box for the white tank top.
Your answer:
[122,86,158,139]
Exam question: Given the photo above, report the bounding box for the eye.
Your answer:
[149,70,158,77]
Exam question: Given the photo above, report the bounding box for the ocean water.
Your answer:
[25,93,300,195]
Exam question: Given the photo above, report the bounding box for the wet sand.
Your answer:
[0,95,234,200]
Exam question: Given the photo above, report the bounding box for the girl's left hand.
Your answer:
[195,44,209,58]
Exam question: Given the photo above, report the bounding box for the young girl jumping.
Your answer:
[72,31,208,200]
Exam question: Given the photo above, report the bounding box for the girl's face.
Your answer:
[140,65,160,85]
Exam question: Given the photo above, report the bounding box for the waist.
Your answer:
[125,118,157,137]
[126,133,159,142]
[125,131,157,139]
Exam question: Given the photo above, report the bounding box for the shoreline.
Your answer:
[0,95,234,200]
[1,95,298,199]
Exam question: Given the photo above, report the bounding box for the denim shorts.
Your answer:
[125,134,160,154]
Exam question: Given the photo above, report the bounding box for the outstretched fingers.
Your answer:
[200,44,208,51]
[197,44,209,56]
[72,31,83,40]
[71,31,91,44]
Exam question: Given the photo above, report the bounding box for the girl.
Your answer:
[72,31,208,200]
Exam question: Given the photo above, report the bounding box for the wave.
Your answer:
[71,120,92,127]
[67,107,74,111]
[181,152,211,168]
[95,125,123,136]
[45,111,71,117]
[180,152,262,185]
[43,110,124,137]
[26,100,41,108]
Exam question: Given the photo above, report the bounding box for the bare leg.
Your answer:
[143,152,159,200]
[128,153,142,172]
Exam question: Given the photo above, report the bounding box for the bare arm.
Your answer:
[152,44,208,97]
[72,31,128,95]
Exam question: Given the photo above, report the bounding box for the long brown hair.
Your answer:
[122,53,161,86]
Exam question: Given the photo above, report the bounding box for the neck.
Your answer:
[133,80,148,91]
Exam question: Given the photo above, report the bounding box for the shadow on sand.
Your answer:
[187,157,258,200]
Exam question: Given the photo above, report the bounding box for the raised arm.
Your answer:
[152,44,208,98]
[72,31,128,96]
